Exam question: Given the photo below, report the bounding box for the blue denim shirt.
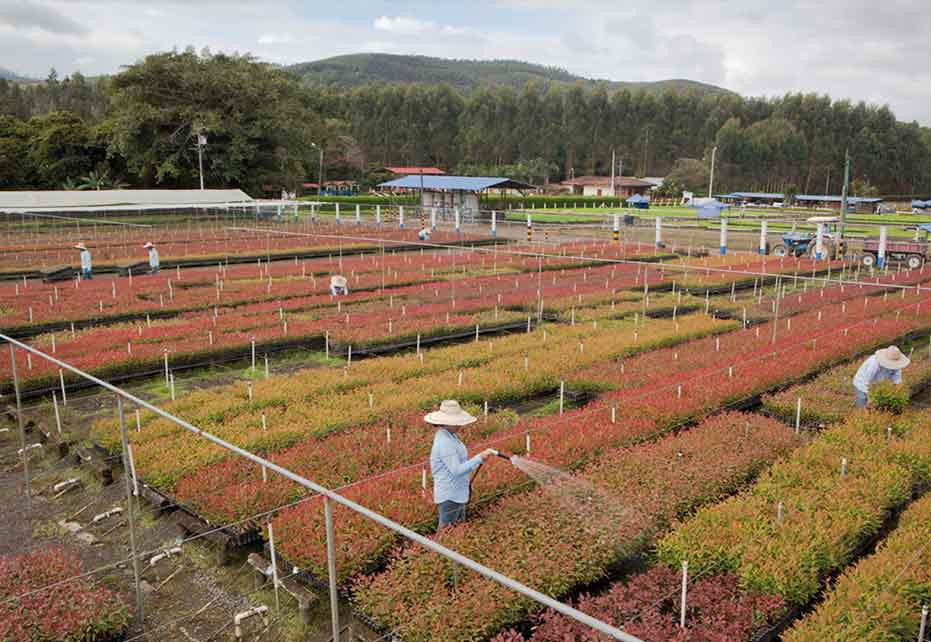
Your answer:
[430,428,483,504]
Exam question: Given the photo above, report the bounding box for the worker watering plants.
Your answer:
[75,243,92,279]
[427,400,499,527]
[330,274,349,296]
[144,242,159,274]
[852,345,910,408]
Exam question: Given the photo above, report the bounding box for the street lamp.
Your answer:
[310,142,324,196]
[193,127,207,190]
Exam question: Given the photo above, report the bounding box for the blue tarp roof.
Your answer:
[626,193,649,203]
[721,191,784,200]
[796,194,883,204]
[378,175,535,192]
[912,200,929,208]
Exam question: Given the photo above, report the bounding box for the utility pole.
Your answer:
[824,165,831,195]
[310,143,324,197]
[610,149,616,198]
[838,150,850,258]
[708,146,718,198]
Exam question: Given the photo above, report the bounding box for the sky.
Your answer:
[2,0,930,124]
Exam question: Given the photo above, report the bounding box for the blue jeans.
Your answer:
[437,501,466,528]
[82,268,93,280]
[855,388,868,408]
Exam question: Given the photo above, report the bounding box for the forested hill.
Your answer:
[286,53,732,96]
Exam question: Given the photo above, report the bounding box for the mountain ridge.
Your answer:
[286,53,734,96]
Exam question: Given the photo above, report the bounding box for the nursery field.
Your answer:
[2,216,931,642]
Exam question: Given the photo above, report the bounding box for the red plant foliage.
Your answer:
[0,547,129,642]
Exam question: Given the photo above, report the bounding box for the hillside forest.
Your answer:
[1,49,930,197]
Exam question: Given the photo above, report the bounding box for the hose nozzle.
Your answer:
[491,449,515,462]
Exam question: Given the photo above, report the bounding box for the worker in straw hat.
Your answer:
[329,274,349,296]
[143,242,159,274]
[427,399,499,527]
[852,345,910,408]
[75,243,92,280]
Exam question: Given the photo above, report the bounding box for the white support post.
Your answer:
[759,220,768,255]
[454,208,461,233]
[335,202,341,225]
[52,390,62,434]
[815,223,825,260]
[431,207,437,230]
[719,218,728,255]
[655,216,663,248]
[878,225,888,268]
[355,203,361,224]
[375,204,382,226]
[491,210,497,237]
[679,560,688,628]
[795,397,802,433]
[918,604,928,642]
[324,498,341,642]
[399,205,405,229]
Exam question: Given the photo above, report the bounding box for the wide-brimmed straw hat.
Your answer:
[425,400,476,427]
[143,242,155,249]
[330,275,348,288]
[74,243,87,250]
[876,345,910,370]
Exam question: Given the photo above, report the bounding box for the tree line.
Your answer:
[1,49,930,196]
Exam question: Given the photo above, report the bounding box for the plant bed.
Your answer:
[655,408,931,615]
[350,413,799,642]
[0,546,130,642]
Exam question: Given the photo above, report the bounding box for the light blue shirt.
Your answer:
[148,247,159,270]
[853,355,901,393]
[430,428,483,504]
[79,249,92,270]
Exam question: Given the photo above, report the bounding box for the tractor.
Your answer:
[771,216,839,258]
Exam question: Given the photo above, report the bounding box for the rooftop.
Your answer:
[378,175,535,192]
[0,189,254,213]
[384,166,446,175]
[566,176,655,187]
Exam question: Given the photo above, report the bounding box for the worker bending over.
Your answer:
[329,274,349,296]
[428,399,498,527]
[144,242,159,274]
[75,243,92,279]
[418,226,431,241]
[853,345,910,408]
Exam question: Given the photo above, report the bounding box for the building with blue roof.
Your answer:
[378,175,535,215]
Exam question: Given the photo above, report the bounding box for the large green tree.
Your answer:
[106,49,322,193]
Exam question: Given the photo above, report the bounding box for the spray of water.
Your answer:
[509,456,643,540]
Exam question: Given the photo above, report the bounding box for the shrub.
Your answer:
[869,380,909,413]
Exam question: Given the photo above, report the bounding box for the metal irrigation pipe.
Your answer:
[225,225,924,292]
[0,334,643,642]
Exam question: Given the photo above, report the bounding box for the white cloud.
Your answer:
[258,33,294,45]
[374,15,434,35]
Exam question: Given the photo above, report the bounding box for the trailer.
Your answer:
[861,237,927,269]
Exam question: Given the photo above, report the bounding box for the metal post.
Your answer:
[324,498,341,642]
[839,150,850,258]
[918,604,928,642]
[9,344,30,509]
[118,397,144,624]
[759,220,768,255]
[267,521,281,614]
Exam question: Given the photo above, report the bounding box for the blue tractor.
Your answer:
[771,217,838,258]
